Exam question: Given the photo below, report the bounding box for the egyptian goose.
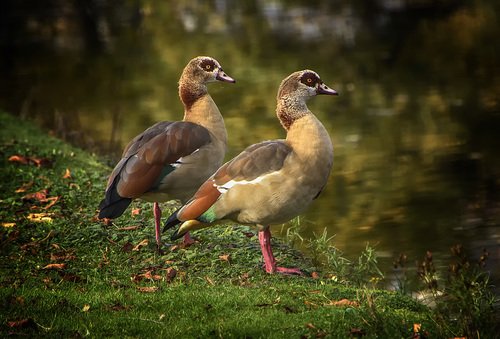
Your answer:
[164,70,337,274]
[98,56,235,251]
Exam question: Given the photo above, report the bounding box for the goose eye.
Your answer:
[200,59,216,72]
[301,72,319,87]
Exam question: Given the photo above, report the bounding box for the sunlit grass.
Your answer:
[0,111,497,337]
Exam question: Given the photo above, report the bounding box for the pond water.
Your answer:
[1,1,499,286]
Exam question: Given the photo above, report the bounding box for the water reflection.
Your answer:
[1,0,498,283]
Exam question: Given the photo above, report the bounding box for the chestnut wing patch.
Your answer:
[109,121,211,198]
[176,141,292,222]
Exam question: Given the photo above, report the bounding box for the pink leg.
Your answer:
[258,228,303,275]
[153,202,162,252]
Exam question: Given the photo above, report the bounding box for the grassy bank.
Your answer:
[0,111,496,337]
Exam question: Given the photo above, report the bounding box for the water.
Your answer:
[1,0,499,286]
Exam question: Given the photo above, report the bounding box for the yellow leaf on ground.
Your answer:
[2,222,16,228]
[82,304,90,312]
[27,213,54,223]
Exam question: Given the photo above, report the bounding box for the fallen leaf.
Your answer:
[306,323,316,330]
[132,239,149,251]
[413,324,421,333]
[2,222,16,228]
[131,274,143,283]
[30,156,53,167]
[122,242,133,252]
[165,267,177,283]
[8,155,52,167]
[118,225,139,231]
[22,190,48,201]
[43,263,66,270]
[131,208,141,216]
[82,304,90,312]
[42,196,60,209]
[136,286,158,293]
[311,271,320,279]
[219,254,231,262]
[50,250,76,261]
[101,217,113,226]
[8,155,30,165]
[205,276,215,285]
[63,168,72,179]
[328,298,359,307]
[15,181,34,193]
[27,213,54,223]
[7,318,36,329]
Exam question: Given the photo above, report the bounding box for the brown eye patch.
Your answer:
[200,59,216,72]
[300,72,320,87]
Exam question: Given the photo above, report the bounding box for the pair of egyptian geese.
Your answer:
[98,56,338,275]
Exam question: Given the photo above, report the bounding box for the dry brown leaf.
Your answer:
[122,242,133,252]
[311,271,320,279]
[22,190,48,201]
[63,168,72,179]
[305,323,316,329]
[7,318,36,328]
[205,276,215,285]
[15,181,34,193]
[219,254,231,262]
[50,250,76,262]
[8,155,52,167]
[328,298,359,307]
[131,208,141,216]
[136,286,158,293]
[43,263,66,270]
[1,222,16,228]
[42,196,60,209]
[165,267,177,283]
[8,155,30,165]
[132,239,149,251]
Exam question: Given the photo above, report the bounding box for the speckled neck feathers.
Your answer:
[276,97,309,130]
[179,75,208,111]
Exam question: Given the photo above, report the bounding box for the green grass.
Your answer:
[0,111,496,337]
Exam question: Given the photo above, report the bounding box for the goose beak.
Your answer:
[317,83,338,96]
[171,220,206,241]
[216,69,236,83]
